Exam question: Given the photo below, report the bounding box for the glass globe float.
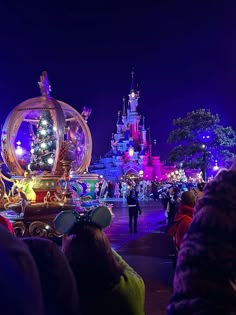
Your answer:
[1,72,92,177]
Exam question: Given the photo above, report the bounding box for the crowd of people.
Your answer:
[123,164,236,314]
[97,178,162,201]
[1,161,236,314]
[166,163,236,314]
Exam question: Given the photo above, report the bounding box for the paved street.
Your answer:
[104,198,176,315]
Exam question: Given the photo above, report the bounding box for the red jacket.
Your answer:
[168,203,193,251]
[0,215,15,234]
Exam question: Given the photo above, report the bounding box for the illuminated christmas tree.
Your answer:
[29,110,56,172]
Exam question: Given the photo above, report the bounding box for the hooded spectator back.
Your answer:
[23,237,80,315]
[0,226,44,315]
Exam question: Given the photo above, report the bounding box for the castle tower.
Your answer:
[122,96,126,118]
[127,70,140,142]
[121,96,127,132]
[147,127,152,165]
[116,111,123,134]
[129,70,139,112]
[141,116,147,147]
[152,139,161,180]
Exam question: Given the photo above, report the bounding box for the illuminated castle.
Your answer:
[89,72,167,182]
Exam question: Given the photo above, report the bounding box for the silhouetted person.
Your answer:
[23,237,80,315]
[127,189,142,233]
[166,186,179,228]
[0,226,44,315]
[151,182,158,201]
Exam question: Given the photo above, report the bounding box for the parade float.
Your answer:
[0,71,111,238]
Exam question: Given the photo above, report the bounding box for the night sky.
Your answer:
[1,1,236,161]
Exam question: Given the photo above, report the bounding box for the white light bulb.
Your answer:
[42,120,48,125]
[40,129,47,135]
[15,147,23,156]
[30,149,34,153]
[47,157,54,165]
[41,143,47,149]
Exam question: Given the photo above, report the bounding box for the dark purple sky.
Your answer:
[1,1,236,160]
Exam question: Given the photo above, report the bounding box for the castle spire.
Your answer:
[152,139,159,157]
[116,111,123,134]
[147,127,152,165]
[142,116,145,131]
[122,96,126,117]
[130,67,135,92]
[148,127,152,144]
[128,68,139,112]
[116,111,123,125]
[38,71,51,99]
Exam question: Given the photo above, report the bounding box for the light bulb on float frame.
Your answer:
[41,120,48,126]
[47,157,54,165]
[40,129,47,135]
[15,140,23,156]
[41,143,47,149]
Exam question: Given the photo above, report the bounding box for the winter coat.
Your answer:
[80,250,145,315]
[168,203,193,251]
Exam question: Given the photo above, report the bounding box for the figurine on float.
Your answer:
[20,171,36,202]
[16,187,29,217]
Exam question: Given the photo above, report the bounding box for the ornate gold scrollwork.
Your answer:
[29,221,62,238]
[0,178,6,200]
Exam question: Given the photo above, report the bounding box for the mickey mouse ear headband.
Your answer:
[53,206,112,234]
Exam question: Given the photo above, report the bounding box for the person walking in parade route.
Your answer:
[127,190,141,233]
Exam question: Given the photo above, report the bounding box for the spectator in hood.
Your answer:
[23,237,80,315]
[0,225,44,315]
